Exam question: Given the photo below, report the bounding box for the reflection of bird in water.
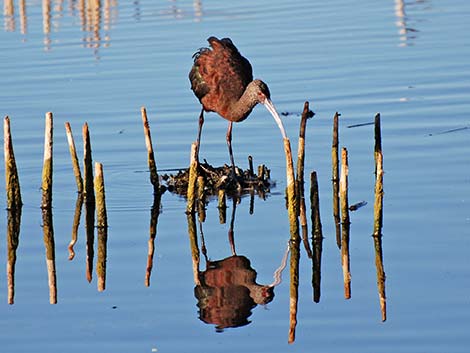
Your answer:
[189,36,287,173]
[193,198,287,332]
[195,255,274,332]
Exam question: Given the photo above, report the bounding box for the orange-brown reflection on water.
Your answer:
[187,198,279,332]
[3,0,205,56]
[3,0,118,55]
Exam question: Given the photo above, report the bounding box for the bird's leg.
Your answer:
[226,121,237,178]
[196,108,204,163]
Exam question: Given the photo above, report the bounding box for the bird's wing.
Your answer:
[189,48,211,102]
[189,37,253,117]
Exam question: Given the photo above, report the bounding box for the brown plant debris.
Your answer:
[162,159,273,198]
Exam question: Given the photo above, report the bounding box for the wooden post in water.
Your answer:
[310,171,323,303]
[4,116,22,210]
[41,112,57,304]
[340,147,351,299]
[373,113,386,321]
[94,162,108,292]
[284,138,298,239]
[65,121,84,260]
[83,123,95,282]
[284,137,300,344]
[296,102,313,258]
[41,112,53,209]
[4,116,23,304]
[94,162,108,228]
[332,112,341,248]
[186,142,198,214]
[65,122,83,193]
[82,123,95,203]
[141,107,160,193]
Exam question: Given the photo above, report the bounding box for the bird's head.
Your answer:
[249,79,287,139]
[250,79,271,104]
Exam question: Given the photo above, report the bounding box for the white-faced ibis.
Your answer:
[189,36,287,172]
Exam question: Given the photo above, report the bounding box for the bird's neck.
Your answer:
[227,89,258,122]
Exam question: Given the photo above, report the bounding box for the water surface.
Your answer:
[1,0,469,352]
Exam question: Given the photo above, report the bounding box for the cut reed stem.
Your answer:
[297,101,313,258]
[186,142,198,214]
[83,123,95,282]
[141,107,160,193]
[373,113,386,321]
[4,116,22,210]
[340,147,351,299]
[94,162,108,292]
[65,122,83,193]
[41,112,53,209]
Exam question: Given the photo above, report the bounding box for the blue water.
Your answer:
[1,0,469,352]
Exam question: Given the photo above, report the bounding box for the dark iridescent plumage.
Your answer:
[189,36,286,170]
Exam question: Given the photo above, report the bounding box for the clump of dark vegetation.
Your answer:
[162,159,273,198]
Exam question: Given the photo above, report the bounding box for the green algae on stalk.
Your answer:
[41,112,53,209]
[65,122,83,193]
[141,107,160,193]
[82,123,95,204]
[83,123,95,282]
[40,112,57,303]
[296,102,313,259]
[4,116,22,210]
[284,138,298,241]
[340,147,351,299]
[373,113,386,321]
[94,162,107,228]
[373,113,384,233]
[186,142,198,214]
[94,162,108,292]
[283,137,300,344]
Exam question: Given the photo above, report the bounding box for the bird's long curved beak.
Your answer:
[263,99,287,139]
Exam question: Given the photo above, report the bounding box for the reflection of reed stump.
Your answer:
[162,159,272,198]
